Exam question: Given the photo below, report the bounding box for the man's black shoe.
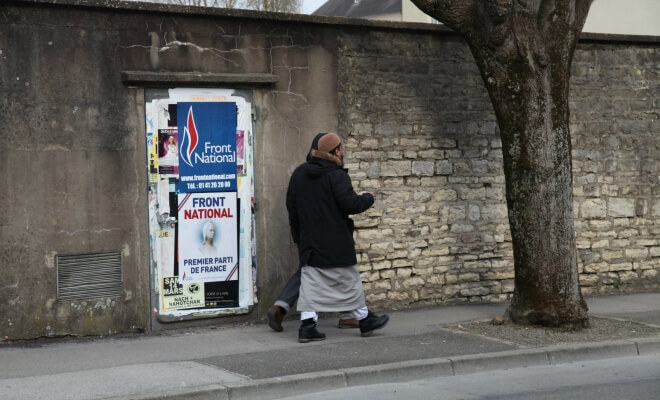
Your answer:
[298,323,326,343]
[267,306,284,332]
[359,312,389,337]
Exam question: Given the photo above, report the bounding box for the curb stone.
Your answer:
[634,336,660,355]
[546,340,639,364]
[226,371,346,400]
[341,358,454,387]
[101,336,660,400]
[449,348,549,375]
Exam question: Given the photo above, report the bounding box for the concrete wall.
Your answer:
[1,0,658,340]
[1,3,151,338]
[1,0,338,340]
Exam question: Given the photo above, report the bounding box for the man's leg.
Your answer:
[337,311,360,329]
[351,307,389,337]
[298,311,326,343]
[268,267,301,332]
[349,307,368,321]
[274,267,300,312]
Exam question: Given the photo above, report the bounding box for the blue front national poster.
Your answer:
[177,102,237,193]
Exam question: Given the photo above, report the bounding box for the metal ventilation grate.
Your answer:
[57,252,123,301]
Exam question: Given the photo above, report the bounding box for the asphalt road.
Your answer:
[275,355,660,400]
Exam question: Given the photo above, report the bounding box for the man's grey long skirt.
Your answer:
[296,265,366,312]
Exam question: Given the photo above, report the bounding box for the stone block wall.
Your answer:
[338,31,659,309]
[571,43,660,294]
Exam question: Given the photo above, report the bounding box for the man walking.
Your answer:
[286,132,389,343]
[267,133,358,332]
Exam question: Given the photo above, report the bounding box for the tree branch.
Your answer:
[574,0,594,32]
[550,0,593,30]
[410,0,475,33]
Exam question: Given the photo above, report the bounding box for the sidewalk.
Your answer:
[2,292,659,400]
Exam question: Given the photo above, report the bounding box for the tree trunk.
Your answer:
[488,57,589,328]
[411,0,593,327]
[471,4,589,328]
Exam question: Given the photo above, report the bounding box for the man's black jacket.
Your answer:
[286,149,374,268]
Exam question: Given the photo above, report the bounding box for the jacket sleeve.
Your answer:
[286,172,300,244]
[330,169,374,215]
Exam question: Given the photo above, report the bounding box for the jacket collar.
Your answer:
[310,148,343,167]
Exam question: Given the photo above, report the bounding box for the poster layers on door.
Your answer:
[145,88,256,319]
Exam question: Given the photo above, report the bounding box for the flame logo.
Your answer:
[180,106,199,167]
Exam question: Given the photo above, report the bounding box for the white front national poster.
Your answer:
[178,191,239,285]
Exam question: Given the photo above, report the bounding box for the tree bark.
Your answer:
[412,0,593,327]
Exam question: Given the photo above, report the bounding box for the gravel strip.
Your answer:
[446,316,660,348]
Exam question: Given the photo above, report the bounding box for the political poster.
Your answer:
[178,191,239,286]
[177,102,237,193]
[158,128,179,176]
[161,276,205,311]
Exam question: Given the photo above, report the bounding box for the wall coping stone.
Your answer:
[121,71,279,86]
